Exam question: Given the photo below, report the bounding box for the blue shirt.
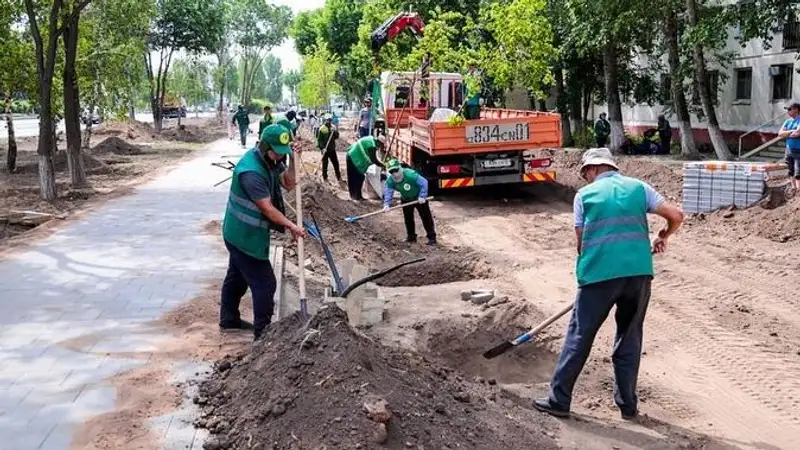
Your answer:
[782,118,800,152]
[573,172,664,228]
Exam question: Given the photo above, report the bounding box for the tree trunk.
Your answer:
[553,64,572,145]
[63,10,87,188]
[5,96,18,173]
[686,0,733,160]
[665,12,698,158]
[603,43,625,153]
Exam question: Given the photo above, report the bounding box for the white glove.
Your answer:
[418,197,427,204]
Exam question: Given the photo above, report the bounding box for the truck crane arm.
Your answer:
[370,12,425,52]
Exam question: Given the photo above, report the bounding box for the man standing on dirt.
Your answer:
[533,147,684,420]
[383,159,436,245]
[345,135,385,201]
[220,123,306,340]
[594,113,611,148]
[317,115,342,183]
[356,98,372,138]
[232,105,250,149]
[779,102,800,191]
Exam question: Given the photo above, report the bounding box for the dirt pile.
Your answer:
[550,150,684,201]
[92,136,147,156]
[196,306,559,450]
[688,194,800,242]
[161,123,227,143]
[94,120,157,141]
[377,254,494,287]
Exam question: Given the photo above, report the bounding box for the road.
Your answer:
[0,112,217,140]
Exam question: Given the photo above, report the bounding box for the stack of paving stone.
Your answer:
[682,161,788,214]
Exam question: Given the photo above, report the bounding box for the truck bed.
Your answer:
[409,108,561,156]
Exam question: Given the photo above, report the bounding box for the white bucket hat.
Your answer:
[580,147,619,172]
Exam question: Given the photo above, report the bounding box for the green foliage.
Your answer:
[298,38,341,108]
[263,55,283,104]
[282,69,302,104]
[482,0,556,96]
[572,127,595,149]
[149,0,226,55]
[248,98,270,114]
[169,58,211,107]
[292,9,323,56]
[0,14,36,106]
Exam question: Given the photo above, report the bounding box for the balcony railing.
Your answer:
[783,21,800,50]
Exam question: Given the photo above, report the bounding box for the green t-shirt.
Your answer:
[386,168,421,201]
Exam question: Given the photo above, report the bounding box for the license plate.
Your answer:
[466,122,530,144]
[481,158,512,169]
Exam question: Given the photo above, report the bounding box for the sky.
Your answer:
[271,0,326,72]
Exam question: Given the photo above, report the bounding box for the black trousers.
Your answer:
[346,155,365,200]
[220,240,277,336]
[402,199,436,240]
[322,149,342,181]
[596,136,608,147]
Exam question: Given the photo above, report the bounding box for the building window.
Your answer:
[783,16,800,50]
[771,64,793,100]
[734,68,752,101]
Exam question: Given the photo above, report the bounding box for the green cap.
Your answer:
[387,158,401,171]
[276,118,296,137]
[260,124,293,155]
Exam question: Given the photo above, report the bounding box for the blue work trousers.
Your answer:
[548,275,651,416]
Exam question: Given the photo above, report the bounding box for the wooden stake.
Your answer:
[295,147,308,319]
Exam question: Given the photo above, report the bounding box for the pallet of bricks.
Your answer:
[682,161,789,214]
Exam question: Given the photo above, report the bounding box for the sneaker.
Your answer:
[219,319,254,331]
[405,236,417,243]
[426,238,437,246]
[621,409,639,421]
[532,398,570,418]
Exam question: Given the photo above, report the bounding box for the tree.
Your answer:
[685,0,733,160]
[298,39,341,109]
[230,0,292,106]
[292,9,322,57]
[213,53,238,115]
[263,55,283,104]
[24,0,73,200]
[146,0,225,131]
[663,9,698,157]
[282,69,302,105]
[0,3,35,173]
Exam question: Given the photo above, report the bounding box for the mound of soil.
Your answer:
[92,136,147,156]
[94,120,157,141]
[161,123,227,143]
[196,306,558,450]
[690,194,800,243]
[377,254,493,287]
[551,150,684,201]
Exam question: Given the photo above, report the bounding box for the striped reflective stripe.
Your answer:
[582,231,649,249]
[583,216,648,234]
[227,202,269,229]
[440,178,475,188]
[523,172,556,182]
[229,191,259,212]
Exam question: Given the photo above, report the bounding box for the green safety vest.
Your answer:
[347,137,377,174]
[233,110,250,128]
[387,168,421,201]
[258,114,273,137]
[317,124,338,151]
[575,174,653,286]
[222,149,280,260]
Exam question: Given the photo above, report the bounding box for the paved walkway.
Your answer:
[0,138,246,449]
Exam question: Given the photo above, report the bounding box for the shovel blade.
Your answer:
[344,217,358,223]
[482,341,514,359]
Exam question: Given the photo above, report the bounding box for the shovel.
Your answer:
[482,303,574,359]
[344,197,434,223]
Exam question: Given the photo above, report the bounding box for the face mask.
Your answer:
[390,170,403,183]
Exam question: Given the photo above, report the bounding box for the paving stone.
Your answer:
[0,139,241,449]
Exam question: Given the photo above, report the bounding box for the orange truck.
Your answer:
[379,72,562,191]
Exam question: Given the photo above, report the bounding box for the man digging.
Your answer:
[383,159,436,245]
[219,124,306,340]
[533,147,684,420]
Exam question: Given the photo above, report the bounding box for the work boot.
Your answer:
[219,319,254,331]
[426,237,437,246]
[405,236,417,243]
[532,398,570,418]
[620,409,639,421]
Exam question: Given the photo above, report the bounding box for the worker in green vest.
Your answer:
[257,104,273,140]
[533,147,683,421]
[219,123,305,340]
[231,105,250,148]
[317,115,341,182]
[345,135,385,201]
[383,159,436,245]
